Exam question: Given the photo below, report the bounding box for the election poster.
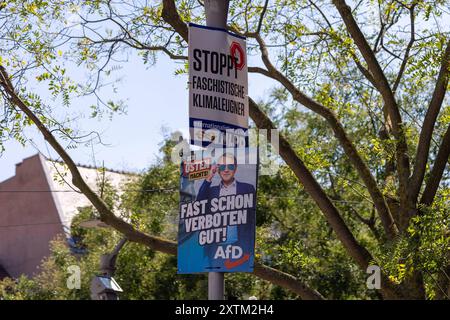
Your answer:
[188,23,248,147]
[178,23,255,274]
[178,148,257,273]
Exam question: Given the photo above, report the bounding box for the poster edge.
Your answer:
[188,22,246,40]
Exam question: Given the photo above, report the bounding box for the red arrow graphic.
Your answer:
[224,253,250,269]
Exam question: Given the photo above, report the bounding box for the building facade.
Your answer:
[0,154,132,279]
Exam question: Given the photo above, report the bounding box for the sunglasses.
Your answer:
[218,164,236,171]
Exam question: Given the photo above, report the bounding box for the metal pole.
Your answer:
[208,272,225,300]
[204,0,230,301]
[91,237,127,300]
[205,0,229,29]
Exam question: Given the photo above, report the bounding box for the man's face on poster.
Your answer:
[217,155,236,184]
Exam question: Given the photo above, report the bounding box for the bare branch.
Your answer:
[308,0,333,30]
[248,66,272,77]
[393,4,416,93]
[256,0,269,34]
[332,0,398,108]
[350,51,378,89]
[95,37,188,60]
[328,172,381,240]
[434,251,450,300]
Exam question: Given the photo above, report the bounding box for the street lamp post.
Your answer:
[90,237,127,300]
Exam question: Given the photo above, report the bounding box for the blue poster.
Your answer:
[178,148,257,273]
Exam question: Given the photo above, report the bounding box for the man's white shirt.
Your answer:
[219,179,237,196]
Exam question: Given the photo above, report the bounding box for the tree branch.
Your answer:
[253,264,324,300]
[420,124,450,206]
[249,97,373,268]
[256,0,269,35]
[434,258,450,300]
[328,172,381,241]
[410,41,450,204]
[92,37,188,60]
[248,66,272,77]
[161,0,188,42]
[392,4,416,93]
[249,34,398,239]
[249,98,402,298]
[332,0,398,114]
[332,0,411,212]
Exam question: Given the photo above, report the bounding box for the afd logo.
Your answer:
[214,245,250,269]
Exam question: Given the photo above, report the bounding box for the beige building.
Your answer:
[0,154,133,279]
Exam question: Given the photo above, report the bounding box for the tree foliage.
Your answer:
[0,0,449,299]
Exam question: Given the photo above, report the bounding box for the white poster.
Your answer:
[188,23,248,147]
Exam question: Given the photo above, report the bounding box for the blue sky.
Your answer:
[0,50,273,181]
